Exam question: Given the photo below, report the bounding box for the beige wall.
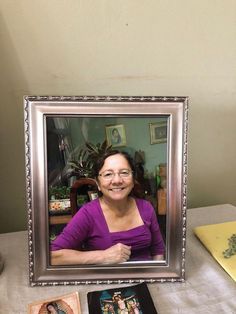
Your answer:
[0,1,236,233]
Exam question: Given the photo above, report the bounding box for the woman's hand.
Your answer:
[51,243,131,265]
[103,243,131,264]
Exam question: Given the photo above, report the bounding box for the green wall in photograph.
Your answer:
[68,116,167,177]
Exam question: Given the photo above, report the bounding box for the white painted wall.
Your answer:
[0,1,235,232]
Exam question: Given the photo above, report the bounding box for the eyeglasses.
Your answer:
[98,169,133,180]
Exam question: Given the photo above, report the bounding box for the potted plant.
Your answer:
[68,140,112,179]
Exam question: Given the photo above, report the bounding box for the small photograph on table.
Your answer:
[28,292,81,314]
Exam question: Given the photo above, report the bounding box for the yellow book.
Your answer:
[194,221,236,282]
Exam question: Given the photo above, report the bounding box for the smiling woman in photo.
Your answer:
[51,150,165,265]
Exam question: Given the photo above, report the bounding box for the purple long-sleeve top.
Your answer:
[51,198,165,261]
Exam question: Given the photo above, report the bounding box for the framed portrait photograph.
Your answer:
[150,121,168,144]
[105,124,127,147]
[24,95,188,286]
[28,292,81,314]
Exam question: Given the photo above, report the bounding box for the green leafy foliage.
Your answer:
[49,186,70,200]
[223,234,236,258]
[68,140,113,178]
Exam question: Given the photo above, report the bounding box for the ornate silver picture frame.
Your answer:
[24,95,188,286]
